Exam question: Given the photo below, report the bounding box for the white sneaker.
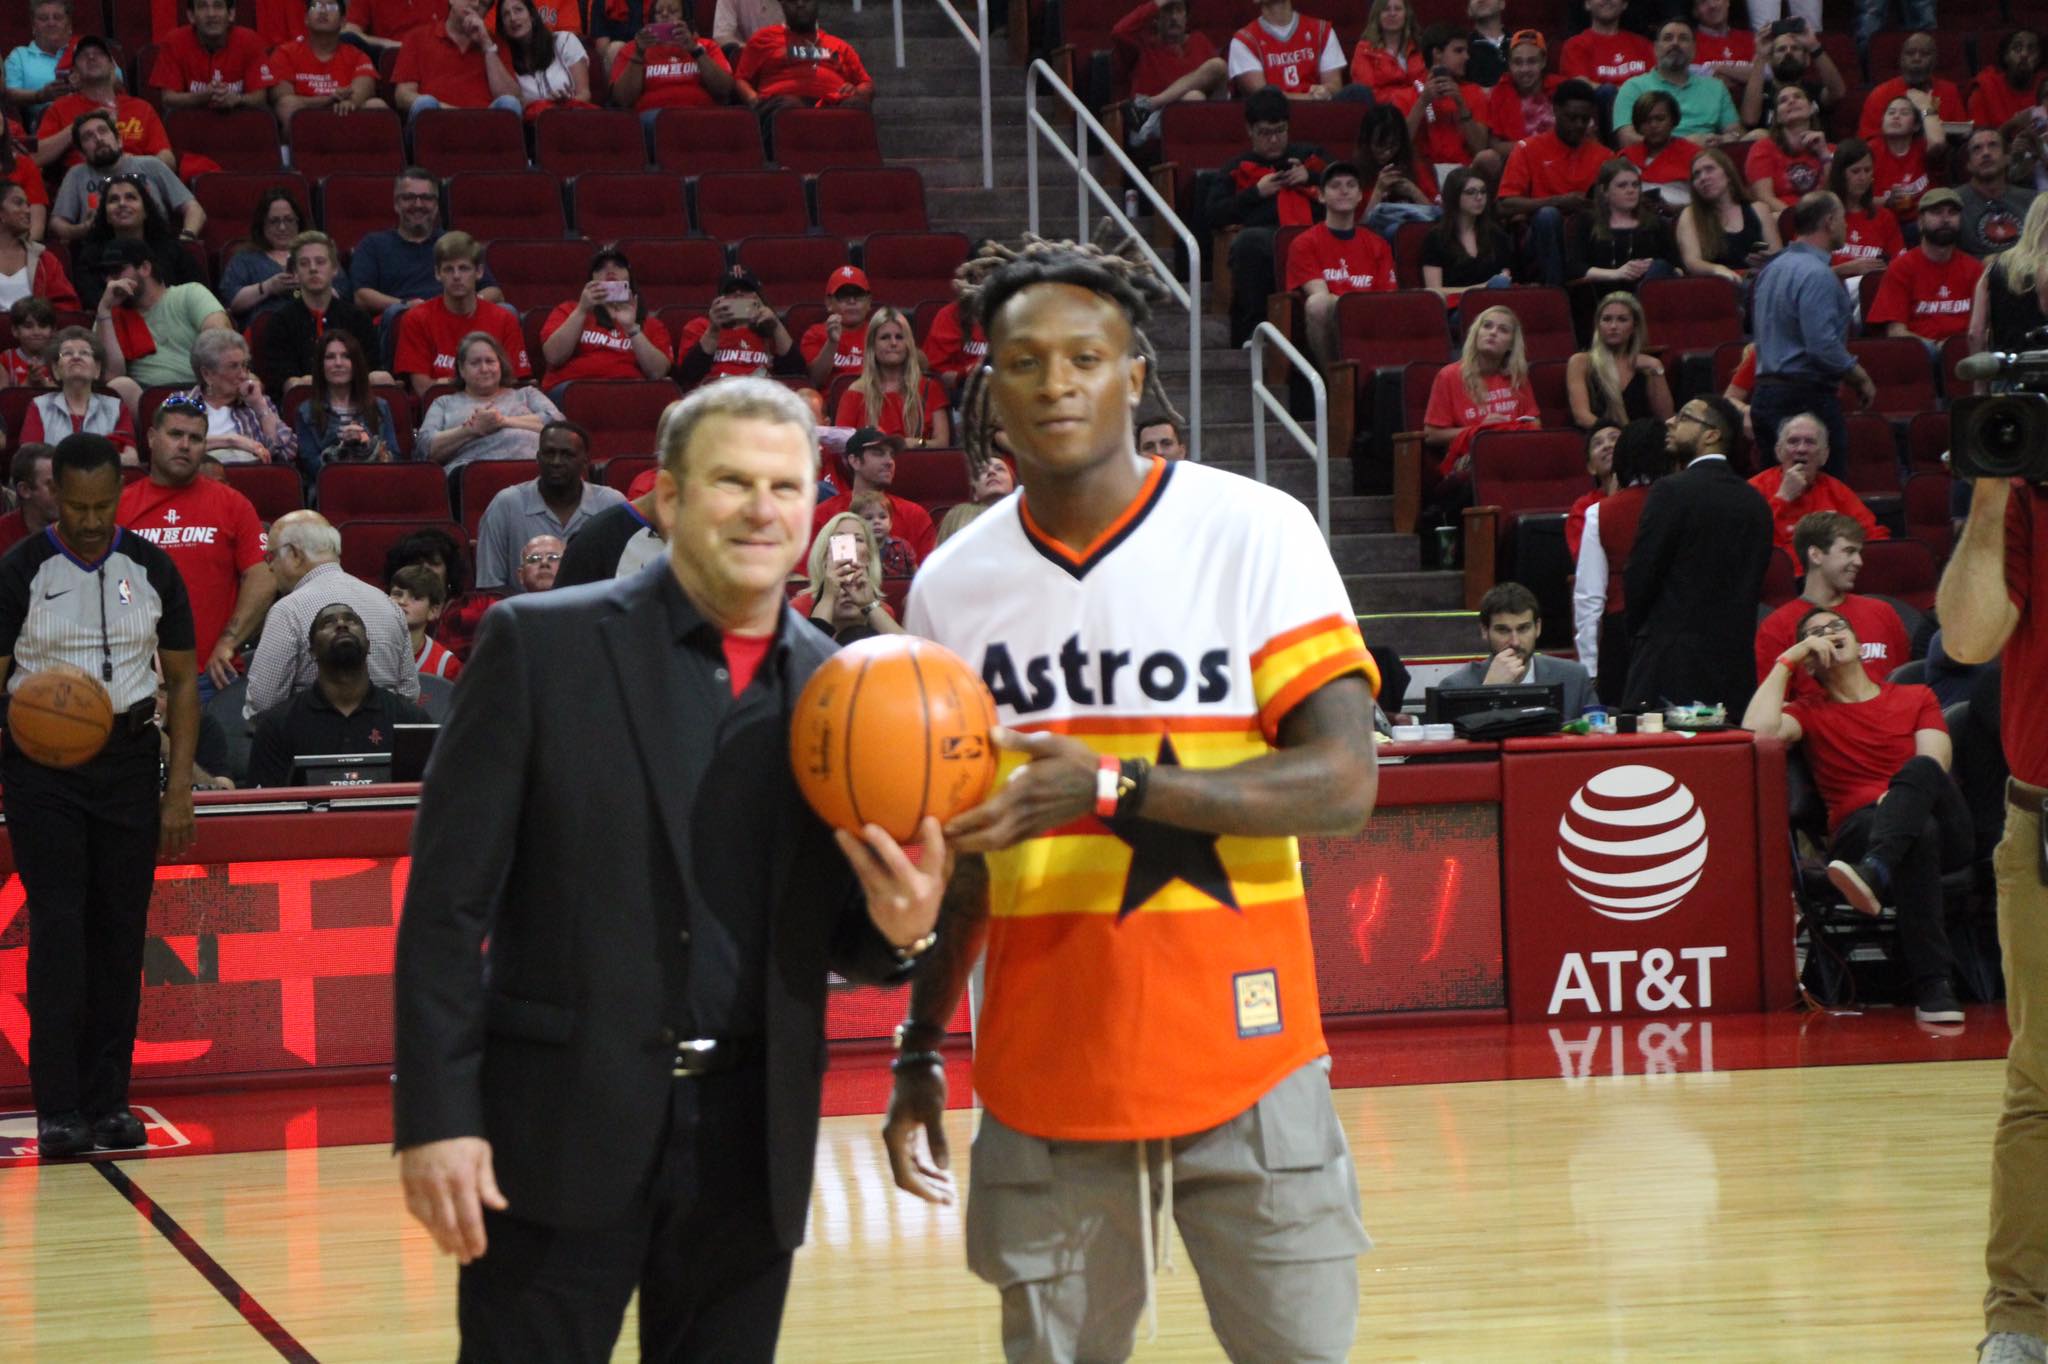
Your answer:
[1980,1332,2048,1364]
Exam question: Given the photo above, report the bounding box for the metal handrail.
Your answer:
[1249,322,1329,540]
[894,0,993,190]
[1024,59,1202,462]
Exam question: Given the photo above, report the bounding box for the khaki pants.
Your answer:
[1987,798,2048,1340]
[965,1058,1371,1364]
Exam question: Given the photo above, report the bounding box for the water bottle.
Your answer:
[1124,189,1139,220]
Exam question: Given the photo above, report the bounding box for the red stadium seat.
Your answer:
[1711,340,1752,396]
[601,456,656,492]
[887,448,971,508]
[1456,286,1577,362]
[320,463,454,522]
[651,108,766,177]
[222,463,305,522]
[339,518,468,588]
[1286,101,1367,160]
[192,170,311,260]
[288,107,406,178]
[1392,220,1431,290]
[555,380,684,459]
[771,107,883,173]
[1866,31,1968,85]
[1341,297,1455,520]
[1760,541,1796,606]
[736,235,849,306]
[694,170,809,239]
[1939,332,1976,400]
[1842,412,1903,495]
[1638,275,1744,361]
[412,108,528,175]
[863,231,972,308]
[1846,337,1938,419]
[1903,472,1954,564]
[1526,361,1574,428]
[534,108,648,174]
[1465,427,1591,611]
[1854,537,1939,612]
[459,459,541,536]
[164,108,282,174]
[622,238,729,308]
[1150,101,1246,217]
[318,172,404,253]
[815,168,930,239]
[521,307,553,383]
[571,173,690,241]
[448,172,568,242]
[1906,409,1950,473]
[485,238,593,313]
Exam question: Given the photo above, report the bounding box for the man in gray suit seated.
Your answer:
[1439,581,1595,719]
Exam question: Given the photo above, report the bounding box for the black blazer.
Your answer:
[1621,455,1775,716]
[393,563,909,1246]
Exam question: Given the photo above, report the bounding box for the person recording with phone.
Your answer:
[797,512,903,643]
[609,0,736,122]
[540,245,673,395]
[1935,380,2048,1364]
[673,268,800,388]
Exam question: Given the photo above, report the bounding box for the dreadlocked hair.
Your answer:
[953,234,1186,475]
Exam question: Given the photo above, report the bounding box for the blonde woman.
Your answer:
[1423,303,1539,481]
[1676,147,1778,283]
[1566,291,1671,429]
[797,511,905,642]
[1968,195,2048,389]
[833,307,952,445]
[1350,0,1422,100]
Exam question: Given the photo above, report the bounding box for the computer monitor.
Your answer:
[289,752,393,787]
[392,723,440,783]
[1423,683,1566,725]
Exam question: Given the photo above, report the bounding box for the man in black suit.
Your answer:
[393,376,951,1362]
[1622,394,1774,717]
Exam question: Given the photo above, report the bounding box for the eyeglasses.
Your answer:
[396,191,438,203]
[1799,619,1851,640]
[522,551,562,565]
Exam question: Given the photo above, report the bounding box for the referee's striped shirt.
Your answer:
[0,527,196,713]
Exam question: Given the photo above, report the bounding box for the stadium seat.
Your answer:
[556,380,685,459]
[771,107,883,173]
[448,172,568,242]
[520,307,553,383]
[1147,101,1246,220]
[1906,409,1951,473]
[1866,31,1968,84]
[339,517,468,588]
[1903,472,1954,564]
[1760,539,1797,605]
[815,168,930,239]
[694,170,810,240]
[601,456,656,492]
[1855,537,1939,612]
[736,235,850,306]
[1331,291,1452,516]
[1938,333,1976,401]
[222,463,305,522]
[1638,276,1744,392]
[651,108,767,177]
[571,172,690,241]
[1287,101,1367,161]
[165,108,282,174]
[863,231,972,308]
[1392,220,1431,289]
[1464,428,1592,619]
[1710,339,1751,396]
[192,170,311,260]
[1527,361,1574,429]
[319,463,454,523]
[288,107,406,179]
[460,459,542,536]
[412,108,528,175]
[623,238,729,308]
[535,108,647,174]
[319,172,405,253]
[1842,412,1903,495]
[1846,337,1939,419]
[485,238,593,313]
[1457,286,1577,362]
[887,448,971,508]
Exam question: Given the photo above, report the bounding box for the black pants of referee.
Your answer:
[456,1063,792,1363]
[2,724,161,1119]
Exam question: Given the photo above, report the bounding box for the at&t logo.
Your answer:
[1556,764,1710,922]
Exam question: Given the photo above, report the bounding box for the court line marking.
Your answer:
[92,1158,319,1363]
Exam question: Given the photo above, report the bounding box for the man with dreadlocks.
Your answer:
[885,237,1380,1363]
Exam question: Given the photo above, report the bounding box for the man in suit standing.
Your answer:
[393,377,950,1362]
[1437,580,1596,719]
[1623,394,1774,717]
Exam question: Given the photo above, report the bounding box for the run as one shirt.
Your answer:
[1754,593,1911,702]
[1692,26,1754,82]
[1226,12,1342,95]
[675,316,779,379]
[800,320,863,377]
[1283,222,1397,294]
[0,527,196,715]
[538,300,672,384]
[393,297,531,383]
[1866,247,1984,343]
[269,36,377,97]
[610,38,731,110]
[1870,136,1931,223]
[904,457,1376,1141]
[149,24,276,95]
[36,92,172,168]
[1784,682,1945,830]
[1835,206,1903,267]
[733,25,870,104]
[1559,28,1652,86]
[117,475,268,664]
[919,300,985,378]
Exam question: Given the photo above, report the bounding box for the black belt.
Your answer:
[115,699,158,739]
[1754,374,1835,389]
[655,1032,763,1079]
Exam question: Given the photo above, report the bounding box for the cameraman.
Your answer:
[1937,472,2048,1364]
[672,267,800,388]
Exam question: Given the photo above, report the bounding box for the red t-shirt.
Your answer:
[1858,77,1965,140]
[37,93,172,167]
[1866,247,1984,342]
[539,301,671,384]
[393,25,493,106]
[1968,67,2037,132]
[812,489,935,560]
[1835,207,1904,266]
[676,316,777,380]
[1350,42,1423,101]
[1283,223,1397,295]
[833,377,951,441]
[149,25,276,94]
[1755,593,1910,703]
[919,300,985,377]
[1231,14,1335,95]
[1424,362,1538,431]
[1485,79,1559,143]
[1624,136,1702,185]
[610,40,732,111]
[1393,80,1489,165]
[734,26,872,105]
[117,475,269,662]
[1748,466,1890,552]
[151,0,306,41]
[1692,28,1754,81]
[1870,136,1931,223]
[2003,482,2048,785]
[1110,2,1219,99]
[800,321,863,376]
[1744,136,1830,202]
[1785,683,1945,830]
[1559,29,1652,86]
[345,0,449,41]
[269,37,377,98]
[1499,130,1612,200]
[393,297,531,381]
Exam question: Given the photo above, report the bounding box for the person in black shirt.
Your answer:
[555,485,664,587]
[247,602,433,787]
[1567,158,1679,290]
[1205,88,1329,347]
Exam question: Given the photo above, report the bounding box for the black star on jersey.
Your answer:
[1111,734,1240,920]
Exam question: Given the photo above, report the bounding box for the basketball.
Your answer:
[8,667,115,769]
[790,636,1000,842]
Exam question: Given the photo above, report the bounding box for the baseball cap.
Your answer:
[1320,160,1363,188]
[827,265,871,296]
[1917,187,1962,212]
[588,244,631,273]
[844,427,902,460]
[72,34,114,59]
[718,267,763,296]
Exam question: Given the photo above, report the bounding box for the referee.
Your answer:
[0,434,199,1158]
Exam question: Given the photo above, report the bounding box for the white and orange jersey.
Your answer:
[907,457,1375,1141]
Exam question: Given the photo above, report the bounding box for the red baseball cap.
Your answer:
[827,265,871,295]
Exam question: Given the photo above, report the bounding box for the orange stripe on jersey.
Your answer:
[1018,456,1167,567]
[1012,713,1265,737]
[1252,617,1376,740]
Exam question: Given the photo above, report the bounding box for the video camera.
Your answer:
[1953,338,2048,482]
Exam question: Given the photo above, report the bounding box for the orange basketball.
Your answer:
[790,636,1000,842]
[9,668,115,769]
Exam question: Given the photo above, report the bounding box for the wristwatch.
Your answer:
[891,929,938,963]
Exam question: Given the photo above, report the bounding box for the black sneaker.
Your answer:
[91,1110,147,1150]
[1826,858,1887,916]
[37,1111,92,1158]
[1915,981,1965,1026]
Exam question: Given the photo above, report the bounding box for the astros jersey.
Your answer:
[906,458,1375,1141]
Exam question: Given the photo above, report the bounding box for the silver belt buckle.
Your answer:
[671,1038,719,1078]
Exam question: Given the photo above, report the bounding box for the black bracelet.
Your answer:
[890,1049,945,1074]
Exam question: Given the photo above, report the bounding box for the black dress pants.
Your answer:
[1830,754,1975,989]
[3,728,162,1119]
[457,1064,793,1363]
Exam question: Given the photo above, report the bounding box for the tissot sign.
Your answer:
[1502,737,1765,1020]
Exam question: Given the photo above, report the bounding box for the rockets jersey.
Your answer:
[906,458,1376,1141]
